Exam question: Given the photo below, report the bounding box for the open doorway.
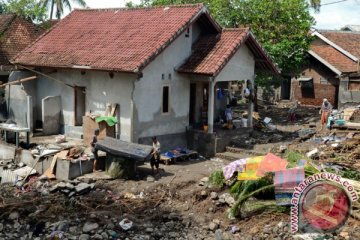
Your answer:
[74,86,86,126]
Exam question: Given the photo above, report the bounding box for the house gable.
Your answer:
[0,15,43,67]
[309,32,360,75]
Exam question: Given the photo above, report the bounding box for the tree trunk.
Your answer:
[50,0,55,20]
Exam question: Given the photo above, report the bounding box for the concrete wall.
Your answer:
[186,130,217,158]
[338,76,360,108]
[215,45,255,82]
[133,30,193,141]
[138,132,187,152]
[6,71,36,128]
[34,70,135,141]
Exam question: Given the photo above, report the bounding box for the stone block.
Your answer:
[35,156,52,175]
[18,149,36,167]
[0,144,16,160]
[56,159,94,180]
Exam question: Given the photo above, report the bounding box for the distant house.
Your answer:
[10,4,277,148]
[0,14,43,82]
[291,30,360,108]
[341,25,360,32]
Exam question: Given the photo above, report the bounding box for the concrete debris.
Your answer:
[119,219,133,230]
[219,193,235,206]
[210,192,218,200]
[198,177,209,186]
[82,222,99,233]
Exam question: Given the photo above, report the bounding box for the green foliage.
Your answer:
[1,0,47,22]
[39,0,87,19]
[137,0,315,81]
[284,150,304,167]
[230,174,274,217]
[209,170,225,187]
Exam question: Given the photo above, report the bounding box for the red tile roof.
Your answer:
[310,30,360,73]
[310,44,358,73]
[320,30,360,59]
[178,28,278,76]
[12,4,212,72]
[0,15,43,66]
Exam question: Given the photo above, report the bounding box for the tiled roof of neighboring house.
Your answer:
[310,44,359,73]
[319,30,360,59]
[341,25,360,32]
[0,14,15,33]
[0,14,44,66]
[178,28,278,76]
[310,30,360,74]
[13,4,219,73]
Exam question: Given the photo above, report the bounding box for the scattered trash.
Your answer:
[119,218,133,230]
[306,148,319,158]
[55,135,66,144]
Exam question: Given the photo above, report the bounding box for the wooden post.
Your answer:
[207,80,215,133]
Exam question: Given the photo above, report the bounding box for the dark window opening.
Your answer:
[185,28,190,37]
[162,86,169,113]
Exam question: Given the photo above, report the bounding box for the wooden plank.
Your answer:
[57,150,69,160]
[42,154,58,179]
[0,76,37,88]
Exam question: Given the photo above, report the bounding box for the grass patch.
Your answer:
[209,170,225,187]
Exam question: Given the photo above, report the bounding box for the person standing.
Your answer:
[91,128,100,171]
[150,136,161,174]
[225,104,233,129]
[320,98,332,131]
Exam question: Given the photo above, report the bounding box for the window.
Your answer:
[320,77,328,84]
[185,28,190,38]
[162,86,169,113]
[349,79,360,91]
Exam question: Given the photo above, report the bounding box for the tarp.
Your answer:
[96,137,153,162]
[95,116,118,127]
[274,167,305,206]
[223,158,247,180]
[237,156,264,180]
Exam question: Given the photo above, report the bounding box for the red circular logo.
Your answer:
[300,181,351,232]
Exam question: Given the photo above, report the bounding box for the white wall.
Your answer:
[215,45,255,82]
[35,69,135,141]
[133,30,194,140]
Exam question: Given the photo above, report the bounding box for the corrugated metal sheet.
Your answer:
[1,170,16,185]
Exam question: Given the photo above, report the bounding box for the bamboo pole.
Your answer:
[0,76,37,88]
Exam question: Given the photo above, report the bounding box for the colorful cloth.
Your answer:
[237,156,264,180]
[223,158,247,180]
[95,116,118,127]
[274,167,305,205]
[256,153,288,177]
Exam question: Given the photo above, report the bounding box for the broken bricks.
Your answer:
[48,181,95,196]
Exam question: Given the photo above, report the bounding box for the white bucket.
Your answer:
[241,118,247,127]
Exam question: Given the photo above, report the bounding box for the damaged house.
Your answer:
[9,4,277,150]
[291,30,360,108]
[0,14,43,121]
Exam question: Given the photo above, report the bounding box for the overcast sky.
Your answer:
[70,0,360,30]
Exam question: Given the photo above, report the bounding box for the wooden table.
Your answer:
[0,124,30,148]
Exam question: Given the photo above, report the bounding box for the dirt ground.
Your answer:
[1,104,360,240]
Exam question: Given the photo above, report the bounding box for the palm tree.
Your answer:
[40,0,87,20]
[310,0,321,12]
